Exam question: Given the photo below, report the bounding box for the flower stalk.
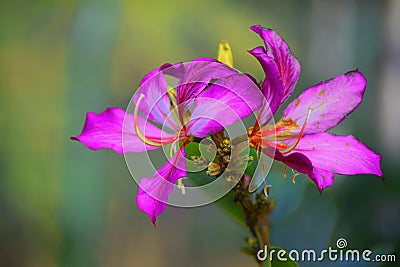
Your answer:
[234,174,274,265]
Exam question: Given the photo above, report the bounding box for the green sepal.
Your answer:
[244,147,259,177]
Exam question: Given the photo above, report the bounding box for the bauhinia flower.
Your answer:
[71,59,262,224]
[247,25,383,191]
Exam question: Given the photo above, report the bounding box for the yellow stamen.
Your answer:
[291,173,300,184]
[169,138,179,158]
[263,185,272,198]
[167,87,177,107]
[134,94,174,146]
[226,175,233,183]
[177,178,186,195]
[283,165,287,179]
[217,41,234,67]
[280,108,313,154]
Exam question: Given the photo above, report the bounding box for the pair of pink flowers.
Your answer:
[72,25,382,224]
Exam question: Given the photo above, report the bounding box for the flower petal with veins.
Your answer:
[274,132,382,191]
[186,74,262,137]
[71,108,173,154]
[281,70,367,135]
[136,149,186,225]
[250,25,300,107]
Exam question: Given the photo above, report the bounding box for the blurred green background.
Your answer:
[1,0,399,266]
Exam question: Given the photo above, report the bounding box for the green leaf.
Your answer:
[269,246,299,267]
[186,168,247,228]
[215,191,247,227]
[184,142,201,159]
[184,142,247,228]
[264,258,272,267]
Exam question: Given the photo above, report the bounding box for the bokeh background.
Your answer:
[1,0,399,266]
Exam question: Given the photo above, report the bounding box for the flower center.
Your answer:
[279,108,312,154]
[249,108,313,154]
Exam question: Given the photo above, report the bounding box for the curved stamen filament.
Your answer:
[169,138,180,158]
[166,86,186,130]
[283,165,287,179]
[291,173,299,184]
[177,178,186,195]
[280,108,313,154]
[263,185,272,198]
[134,94,176,146]
[167,87,177,108]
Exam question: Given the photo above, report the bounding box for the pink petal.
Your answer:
[250,25,300,108]
[282,71,367,135]
[275,132,382,191]
[134,65,180,131]
[186,74,262,137]
[136,60,238,129]
[270,148,313,175]
[71,108,172,154]
[136,149,186,225]
[176,58,238,114]
[248,46,283,122]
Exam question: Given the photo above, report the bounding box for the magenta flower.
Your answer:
[72,59,262,224]
[248,25,383,191]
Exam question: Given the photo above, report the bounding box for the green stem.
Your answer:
[234,177,273,265]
